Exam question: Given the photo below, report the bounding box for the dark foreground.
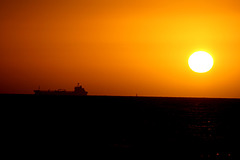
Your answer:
[2,95,240,159]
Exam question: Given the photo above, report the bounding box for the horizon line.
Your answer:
[0,93,239,100]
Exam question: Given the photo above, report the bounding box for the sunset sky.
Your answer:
[1,0,240,98]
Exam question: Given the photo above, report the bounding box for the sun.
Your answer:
[188,51,214,73]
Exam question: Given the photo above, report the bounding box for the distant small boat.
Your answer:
[34,83,88,96]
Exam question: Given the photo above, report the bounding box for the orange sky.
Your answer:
[0,0,240,98]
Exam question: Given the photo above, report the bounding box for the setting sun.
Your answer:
[188,51,214,73]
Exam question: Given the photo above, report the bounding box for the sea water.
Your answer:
[2,95,240,159]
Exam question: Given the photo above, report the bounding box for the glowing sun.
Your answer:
[188,51,214,73]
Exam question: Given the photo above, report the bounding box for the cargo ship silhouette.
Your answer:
[34,83,88,96]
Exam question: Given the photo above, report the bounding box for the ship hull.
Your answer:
[34,90,87,96]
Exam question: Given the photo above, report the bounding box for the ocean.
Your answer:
[2,95,240,159]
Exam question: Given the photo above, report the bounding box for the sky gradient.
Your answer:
[1,0,240,98]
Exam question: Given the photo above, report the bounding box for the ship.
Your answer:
[34,83,88,96]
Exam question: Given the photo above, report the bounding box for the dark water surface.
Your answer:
[2,95,240,159]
